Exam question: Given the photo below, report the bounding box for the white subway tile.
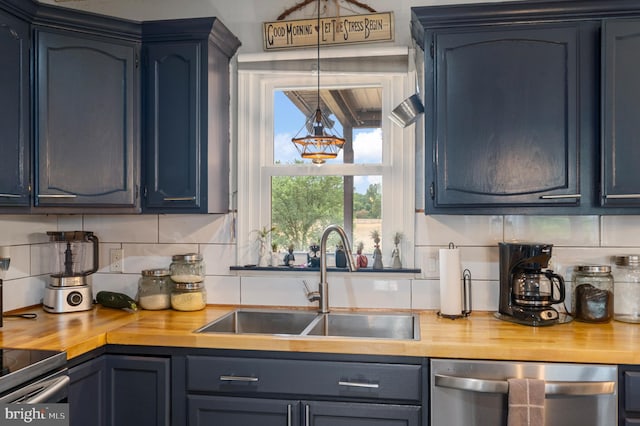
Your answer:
[83,215,158,243]
[92,273,139,299]
[602,216,640,247]
[240,276,314,307]
[2,276,47,312]
[329,277,411,310]
[30,243,50,276]
[469,280,499,312]
[411,279,439,310]
[550,247,629,282]
[504,215,599,246]
[57,215,83,231]
[2,245,30,280]
[159,214,234,244]
[0,215,57,245]
[415,215,503,246]
[205,276,240,305]
[201,244,236,276]
[415,246,497,281]
[121,243,197,274]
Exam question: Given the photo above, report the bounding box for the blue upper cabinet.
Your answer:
[34,28,140,210]
[601,19,640,208]
[0,9,30,208]
[426,24,588,211]
[141,19,240,213]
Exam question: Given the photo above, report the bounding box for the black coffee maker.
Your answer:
[496,242,568,326]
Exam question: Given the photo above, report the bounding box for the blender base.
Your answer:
[42,285,94,313]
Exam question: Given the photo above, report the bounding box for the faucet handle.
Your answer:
[302,280,320,302]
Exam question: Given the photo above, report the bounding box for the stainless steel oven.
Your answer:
[431,359,617,426]
[0,348,68,404]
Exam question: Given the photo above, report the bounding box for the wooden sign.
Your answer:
[263,12,394,51]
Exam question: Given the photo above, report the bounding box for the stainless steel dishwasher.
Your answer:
[431,359,616,426]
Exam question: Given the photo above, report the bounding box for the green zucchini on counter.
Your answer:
[96,291,138,312]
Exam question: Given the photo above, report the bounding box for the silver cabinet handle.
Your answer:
[305,404,310,426]
[219,375,259,382]
[603,194,640,199]
[287,404,292,426]
[539,194,581,199]
[338,380,380,389]
[163,197,196,201]
[434,374,614,396]
[0,194,22,198]
[37,194,77,198]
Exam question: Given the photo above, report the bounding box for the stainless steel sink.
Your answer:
[195,309,318,335]
[196,309,419,340]
[304,312,419,340]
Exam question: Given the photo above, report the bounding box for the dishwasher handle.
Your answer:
[434,373,615,396]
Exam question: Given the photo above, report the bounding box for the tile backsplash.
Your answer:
[1,213,640,314]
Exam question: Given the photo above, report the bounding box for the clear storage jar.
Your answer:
[138,269,172,310]
[571,265,614,323]
[170,253,205,283]
[171,282,206,311]
[613,255,640,323]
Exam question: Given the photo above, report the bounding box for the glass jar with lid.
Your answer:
[171,282,206,311]
[612,255,640,323]
[571,265,614,323]
[138,269,172,310]
[170,253,205,283]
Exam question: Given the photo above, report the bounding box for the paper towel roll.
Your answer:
[439,247,462,316]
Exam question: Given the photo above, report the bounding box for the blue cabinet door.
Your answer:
[305,400,421,426]
[106,355,170,426]
[601,19,640,207]
[68,356,106,426]
[0,10,30,207]
[143,41,203,212]
[188,395,300,426]
[34,29,139,208]
[425,23,592,212]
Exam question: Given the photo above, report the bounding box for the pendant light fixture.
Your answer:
[291,0,345,165]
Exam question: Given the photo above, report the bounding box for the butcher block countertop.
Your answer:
[1,305,639,364]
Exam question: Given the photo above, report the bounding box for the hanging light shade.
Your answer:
[291,0,345,165]
[292,108,346,165]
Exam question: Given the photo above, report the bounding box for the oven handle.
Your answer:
[7,375,70,404]
[434,374,615,396]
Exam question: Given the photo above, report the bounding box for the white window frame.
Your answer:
[236,48,415,268]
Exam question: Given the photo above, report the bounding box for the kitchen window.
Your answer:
[236,48,415,267]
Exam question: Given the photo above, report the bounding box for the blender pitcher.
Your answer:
[47,231,99,287]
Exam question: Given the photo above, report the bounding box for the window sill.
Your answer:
[230,265,420,274]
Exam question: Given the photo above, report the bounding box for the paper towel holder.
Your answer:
[437,268,472,319]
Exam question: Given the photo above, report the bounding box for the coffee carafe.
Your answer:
[512,270,565,308]
[496,242,570,326]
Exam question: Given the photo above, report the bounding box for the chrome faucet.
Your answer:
[307,224,357,313]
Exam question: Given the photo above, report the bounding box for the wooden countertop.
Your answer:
[1,305,639,364]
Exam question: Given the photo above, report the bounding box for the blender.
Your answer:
[42,231,98,313]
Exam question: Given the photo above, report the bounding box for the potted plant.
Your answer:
[252,226,275,267]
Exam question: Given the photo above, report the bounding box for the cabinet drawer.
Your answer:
[186,356,421,402]
[625,371,640,412]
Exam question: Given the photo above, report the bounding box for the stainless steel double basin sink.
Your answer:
[196,309,419,340]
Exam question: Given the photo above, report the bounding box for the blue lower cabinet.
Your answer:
[68,354,170,426]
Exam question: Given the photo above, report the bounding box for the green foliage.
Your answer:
[353,183,382,219]
[271,175,344,250]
